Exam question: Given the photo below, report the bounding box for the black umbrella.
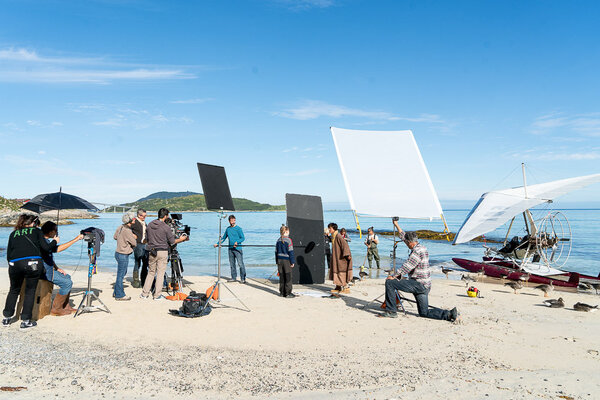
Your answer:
[21,188,98,227]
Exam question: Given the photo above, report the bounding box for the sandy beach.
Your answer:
[0,266,599,400]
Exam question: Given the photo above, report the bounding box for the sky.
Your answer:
[1,0,599,208]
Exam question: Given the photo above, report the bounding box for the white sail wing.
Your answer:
[330,127,443,219]
[453,173,600,244]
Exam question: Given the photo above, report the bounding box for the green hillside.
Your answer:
[106,194,285,212]
[0,196,20,212]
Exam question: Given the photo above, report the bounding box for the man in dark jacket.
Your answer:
[141,208,189,300]
[131,209,148,288]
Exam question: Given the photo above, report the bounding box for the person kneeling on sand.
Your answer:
[40,222,84,315]
[379,219,458,322]
[275,225,295,298]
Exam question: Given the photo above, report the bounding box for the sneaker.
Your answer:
[240,279,247,284]
[377,311,398,319]
[227,278,237,283]
[139,294,149,299]
[285,293,296,298]
[153,295,166,301]
[448,307,458,322]
[20,320,37,329]
[2,318,10,327]
[115,296,131,301]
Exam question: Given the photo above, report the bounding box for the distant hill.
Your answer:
[136,191,202,202]
[107,192,285,212]
[0,196,20,212]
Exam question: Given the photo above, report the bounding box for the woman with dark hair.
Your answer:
[3,214,58,329]
[40,221,83,315]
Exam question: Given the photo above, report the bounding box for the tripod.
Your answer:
[74,244,111,318]
[204,209,250,312]
[167,246,184,295]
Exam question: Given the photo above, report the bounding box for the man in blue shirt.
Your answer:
[214,215,246,283]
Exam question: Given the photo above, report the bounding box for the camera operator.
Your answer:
[40,221,83,315]
[113,213,137,301]
[131,209,148,288]
[141,208,189,301]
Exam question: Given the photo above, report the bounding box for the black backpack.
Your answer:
[169,291,212,318]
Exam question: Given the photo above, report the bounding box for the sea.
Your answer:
[0,209,598,279]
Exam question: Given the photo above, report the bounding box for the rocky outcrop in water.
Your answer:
[0,209,98,227]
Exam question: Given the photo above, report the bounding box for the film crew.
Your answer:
[142,208,189,300]
[3,214,58,329]
[379,219,458,322]
[275,225,295,298]
[328,222,353,294]
[340,228,351,242]
[131,209,148,288]
[40,222,83,315]
[364,227,381,269]
[113,213,138,301]
[214,215,246,283]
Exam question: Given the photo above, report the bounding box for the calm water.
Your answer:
[1,209,598,279]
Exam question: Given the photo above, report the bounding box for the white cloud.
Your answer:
[3,155,90,177]
[282,169,326,176]
[0,47,197,84]
[507,149,600,161]
[274,100,445,125]
[26,120,41,126]
[170,98,214,104]
[83,105,190,130]
[531,112,600,136]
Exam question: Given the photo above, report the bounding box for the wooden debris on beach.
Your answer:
[0,387,27,392]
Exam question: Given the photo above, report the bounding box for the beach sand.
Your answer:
[0,266,599,399]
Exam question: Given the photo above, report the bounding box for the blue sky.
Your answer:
[1,0,599,207]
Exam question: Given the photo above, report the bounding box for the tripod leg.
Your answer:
[92,292,111,314]
[363,292,385,309]
[74,292,88,317]
[220,282,251,312]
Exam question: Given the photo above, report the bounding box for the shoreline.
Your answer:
[0,267,598,399]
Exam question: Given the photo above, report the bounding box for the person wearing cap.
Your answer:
[113,212,138,301]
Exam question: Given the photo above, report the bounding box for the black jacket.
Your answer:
[131,219,146,245]
[7,227,57,262]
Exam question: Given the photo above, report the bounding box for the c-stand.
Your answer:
[74,242,111,317]
[203,209,250,312]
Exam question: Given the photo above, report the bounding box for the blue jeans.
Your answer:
[114,252,130,298]
[385,278,448,320]
[52,270,73,295]
[228,248,246,281]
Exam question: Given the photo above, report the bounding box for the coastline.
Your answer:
[0,267,598,399]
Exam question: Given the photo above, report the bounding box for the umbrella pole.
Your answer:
[56,186,62,230]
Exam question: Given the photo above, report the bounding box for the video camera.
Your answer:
[166,213,191,240]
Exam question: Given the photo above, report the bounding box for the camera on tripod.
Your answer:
[167,213,191,240]
[83,232,96,245]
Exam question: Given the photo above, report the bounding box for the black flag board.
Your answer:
[285,194,325,284]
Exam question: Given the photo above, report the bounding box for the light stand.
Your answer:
[203,208,250,312]
[74,244,111,317]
